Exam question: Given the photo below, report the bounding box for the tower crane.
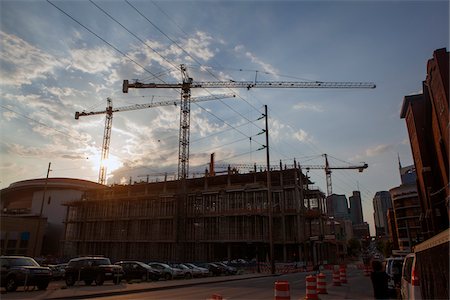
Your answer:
[303,154,368,196]
[75,93,235,185]
[214,153,368,196]
[123,64,376,180]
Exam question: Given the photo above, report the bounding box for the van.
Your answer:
[385,257,403,297]
[401,253,421,300]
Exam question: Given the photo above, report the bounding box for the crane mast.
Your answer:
[99,97,113,185]
[75,93,235,185]
[123,64,376,180]
[304,154,368,196]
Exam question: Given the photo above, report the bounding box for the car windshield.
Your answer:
[8,257,39,267]
[136,262,151,269]
[93,258,111,265]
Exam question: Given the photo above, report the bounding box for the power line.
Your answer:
[125,0,264,130]
[46,0,166,83]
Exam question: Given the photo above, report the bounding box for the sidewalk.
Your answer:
[38,273,279,299]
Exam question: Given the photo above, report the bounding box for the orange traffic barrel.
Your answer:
[339,267,347,284]
[210,294,223,300]
[363,265,370,276]
[317,272,328,294]
[305,275,318,300]
[332,268,341,286]
[274,280,290,300]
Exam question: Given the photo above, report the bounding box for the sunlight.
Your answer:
[90,153,123,174]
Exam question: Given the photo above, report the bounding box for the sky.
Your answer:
[0,0,448,235]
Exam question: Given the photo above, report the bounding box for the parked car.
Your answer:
[0,256,52,292]
[170,263,193,279]
[196,262,222,276]
[385,257,404,297]
[147,262,184,280]
[215,262,237,275]
[184,263,209,277]
[64,256,123,286]
[115,261,161,282]
[48,263,67,280]
[401,253,421,300]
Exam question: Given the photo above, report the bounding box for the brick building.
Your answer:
[400,48,449,239]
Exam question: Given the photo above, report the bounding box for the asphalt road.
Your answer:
[0,268,375,300]
[94,274,308,300]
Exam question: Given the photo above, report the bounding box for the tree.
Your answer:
[347,238,361,256]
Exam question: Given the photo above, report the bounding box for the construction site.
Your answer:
[59,65,373,265]
[62,162,349,265]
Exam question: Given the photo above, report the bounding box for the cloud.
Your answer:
[365,144,394,157]
[0,31,67,86]
[294,129,310,142]
[68,47,121,74]
[2,111,17,121]
[293,102,324,112]
[234,45,279,77]
[181,31,215,62]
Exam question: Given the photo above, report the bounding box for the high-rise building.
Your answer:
[389,162,422,251]
[373,191,392,237]
[326,194,350,220]
[400,48,449,239]
[349,191,363,225]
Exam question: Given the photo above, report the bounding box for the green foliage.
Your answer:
[347,238,361,256]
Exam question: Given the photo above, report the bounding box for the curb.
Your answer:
[45,273,280,299]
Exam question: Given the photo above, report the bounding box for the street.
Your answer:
[0,268,374,300]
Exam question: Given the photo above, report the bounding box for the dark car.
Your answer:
[0,256,52,292]
[115,261,161,282]
[64,256,123,286]
[215,262,238,275]
[196,262,222,276]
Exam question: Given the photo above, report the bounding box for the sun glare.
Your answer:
[91,154,123,173]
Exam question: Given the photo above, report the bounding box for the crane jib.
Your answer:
[123,79,376,93]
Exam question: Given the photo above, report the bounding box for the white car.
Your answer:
[147,262,184,280]
[401,253,421,300]
[170,263,193,279]
[185,263,209,277]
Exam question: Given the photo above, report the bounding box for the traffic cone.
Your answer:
[364,265,370,276]
[305,275,318,300]
[339,268,347,284]
[274,280,290,300]
[332,268,341,286]
[317,272,328,294]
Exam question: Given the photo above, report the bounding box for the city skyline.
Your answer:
[1,1,449,235]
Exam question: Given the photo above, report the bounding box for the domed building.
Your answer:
[0,178,103,258]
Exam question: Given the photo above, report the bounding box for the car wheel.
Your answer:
[84,280,93,286]
[6,276,18,292]
[164,273,172,280]
[37,281,50,290]
[95,273,104,286]
[65,274,75,287]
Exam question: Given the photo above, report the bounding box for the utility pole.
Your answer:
[264,105,275,274]
[33,162,51,257]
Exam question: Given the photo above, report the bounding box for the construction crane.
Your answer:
[75,93,235,185]
[214,153,368,196]
[303,154,368,196]
[123,64,376,180]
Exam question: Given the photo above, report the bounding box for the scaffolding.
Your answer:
[62,167,339,264]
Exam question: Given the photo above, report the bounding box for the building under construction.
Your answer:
[62,164,345,264]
